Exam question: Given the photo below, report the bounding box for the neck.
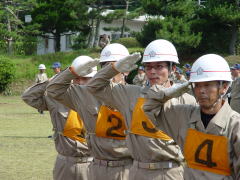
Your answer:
[151,79,171,88]
[112,73,125,84]
[200,100,223,115]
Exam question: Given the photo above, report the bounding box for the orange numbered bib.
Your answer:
[184,128,230,176]
[130,98,172,141]
[95,105,126,140]
[63,110,86,143]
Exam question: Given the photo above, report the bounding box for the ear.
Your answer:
[220,82,229,95]
[172,64,177,72]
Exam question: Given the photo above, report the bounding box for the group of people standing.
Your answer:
[22,39,240,180]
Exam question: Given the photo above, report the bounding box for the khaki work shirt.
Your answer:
[230,77,240,113]
[144,89,240,179]
[35,73,48,83]
[174,75,188,84]
[87,64,196,163]
[22,81,90,157]
[133,73,147,87]
[46,69,131,160]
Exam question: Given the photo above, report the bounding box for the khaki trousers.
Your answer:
[53,154,92,180]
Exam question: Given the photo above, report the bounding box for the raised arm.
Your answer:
[87,53,142,110]
[22,81,48,111]
[46,56,99,111]
[46,69,78,110]
[143,82,192,142]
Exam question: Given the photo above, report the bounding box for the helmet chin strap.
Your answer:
[165,62,175,87]
[210,81,228,110]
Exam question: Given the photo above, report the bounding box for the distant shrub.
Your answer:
[0,57,16,93]
[112,37,142,48]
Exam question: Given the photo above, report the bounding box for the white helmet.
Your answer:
[72,55,94,67]
[84,66,97,78]
[189,54,232,83]
[142,39,179,64]
[71,55,97,77]
[38,64,46,70]
[100,43,129,63]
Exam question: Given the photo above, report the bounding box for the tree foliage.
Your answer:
[0,0,38,55]
[196,0,240,55]
[31,0,90,51]
[0,57,16,93]
[137,0,201,58]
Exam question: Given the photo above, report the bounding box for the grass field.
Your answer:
[0,96,56,180]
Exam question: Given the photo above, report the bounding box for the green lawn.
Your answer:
[0,96,56,180]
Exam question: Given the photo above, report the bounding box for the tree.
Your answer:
[0,57,15,93]
[197,0,240,55]
[137,0,201,58]
[0,0,38,55]
[31,0,90,52]
[87,0,142,47]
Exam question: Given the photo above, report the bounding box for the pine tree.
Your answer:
[137,0,201,58]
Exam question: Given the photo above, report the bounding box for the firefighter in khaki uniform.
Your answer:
[47,44,133,180]
[86,39,196,180]
[22,73,93,180]
[144,54,240,179]
[230,63,240,113]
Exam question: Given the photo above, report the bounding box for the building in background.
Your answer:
[36,10,158,55]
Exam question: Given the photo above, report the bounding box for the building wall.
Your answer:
[37,19,145,55]
[99,19,145,41]
[37,34,73,55]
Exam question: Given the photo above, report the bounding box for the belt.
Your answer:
[133,160,179,170]
[93,158,133,167]
[58,154,93,163]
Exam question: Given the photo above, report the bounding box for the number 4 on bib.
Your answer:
[184,128,231,175]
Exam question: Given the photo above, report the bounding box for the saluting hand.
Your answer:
[113,52,141,73]
[70,56,99,77]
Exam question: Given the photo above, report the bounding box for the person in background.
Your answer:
[35,64,48,114]
[99,34,110,49]
[133,66,147,86]
[183,63,191,80]
[185,71,191,80]
[174,67,187,84]
[229,63,240,113]
[35,64,48,83]
[52,62,61,74]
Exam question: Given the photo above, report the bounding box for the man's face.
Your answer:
[231,69,240,78]
[73,77,91,85]
[174,72,181,79]
[138,69,145,75]
[39,69,45,73]
[194,81,226,109]
[53,68,61,74]
[144,62,169,86]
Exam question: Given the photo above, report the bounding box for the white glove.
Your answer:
[114,52,141,73]
[70,57,99,77]
[164,82,190,98]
